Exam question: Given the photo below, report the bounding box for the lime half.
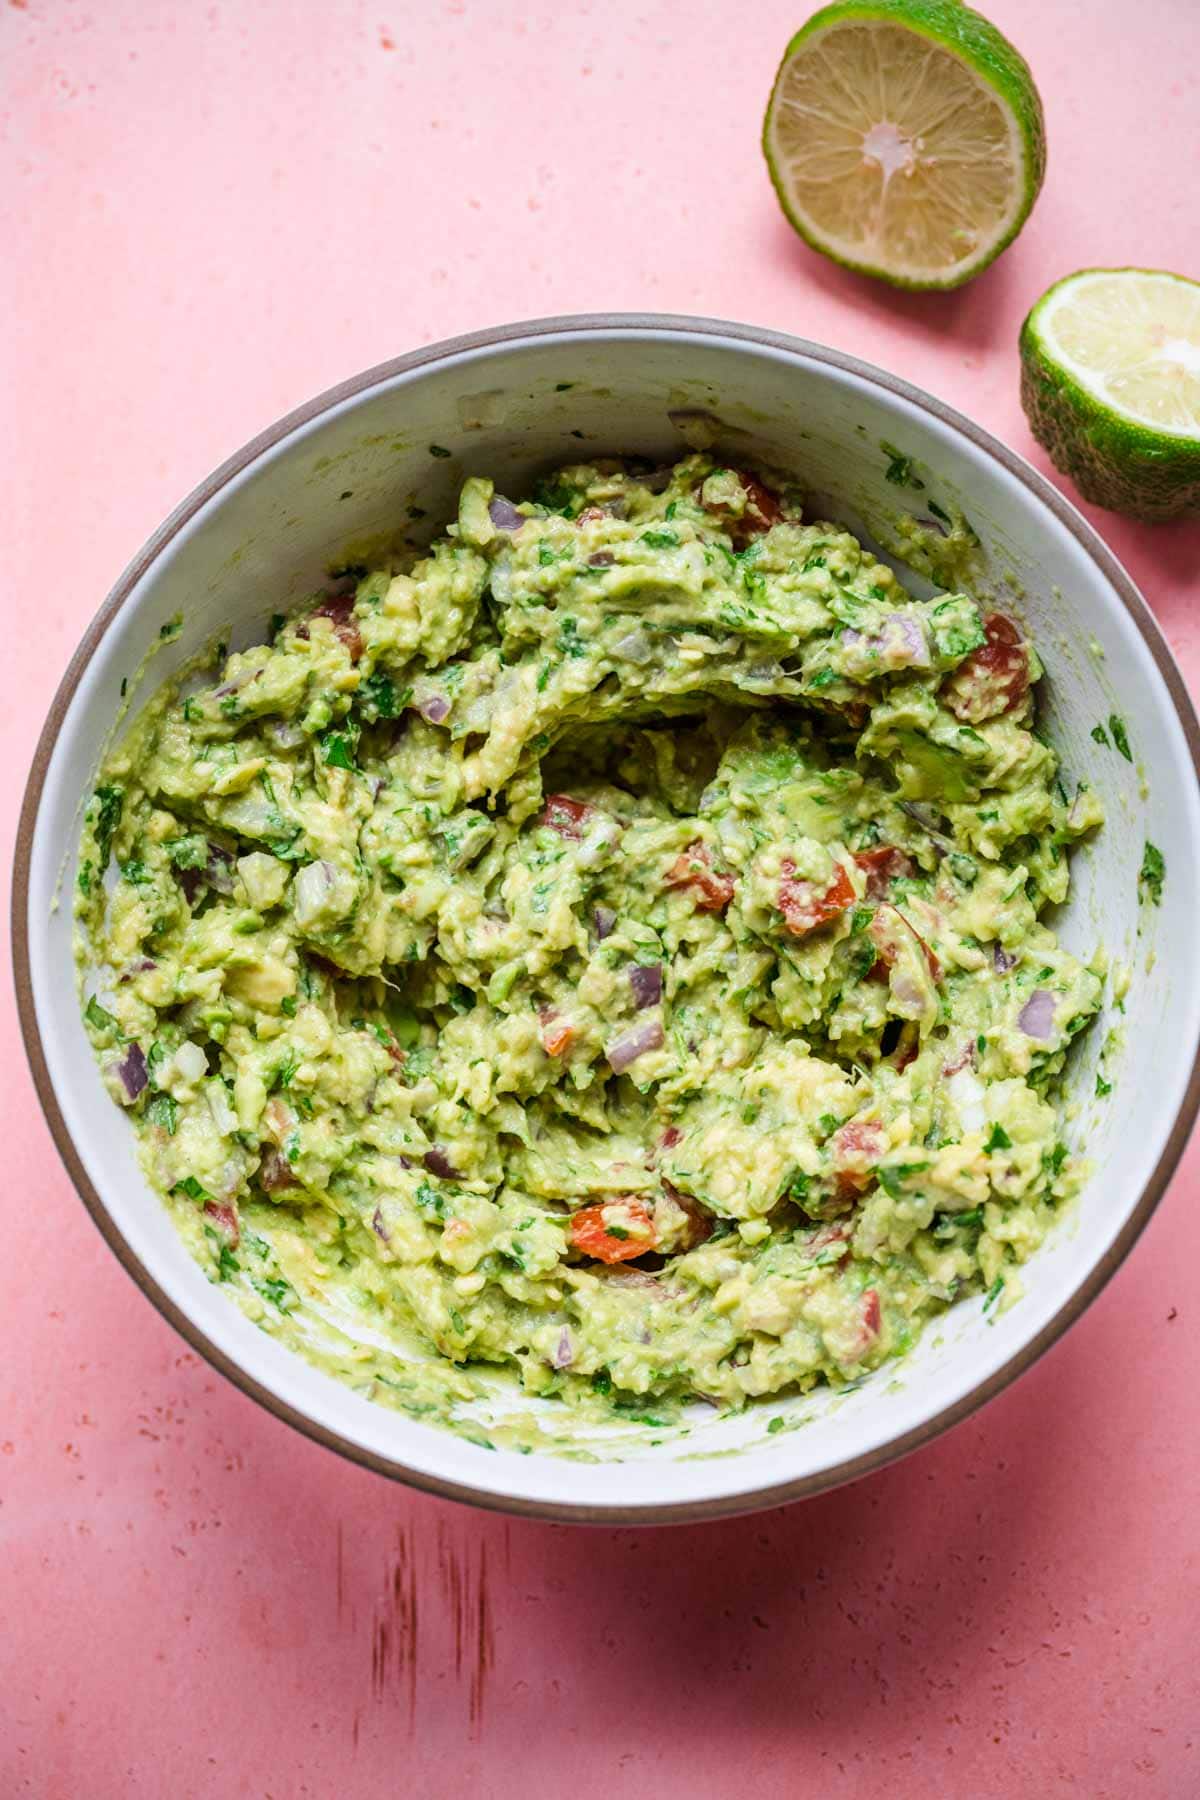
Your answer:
[1021,268,1200,522]
[763,0,1046,289]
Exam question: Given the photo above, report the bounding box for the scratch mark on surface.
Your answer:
[369,1522,420,1733]
[468,1538,494,1736]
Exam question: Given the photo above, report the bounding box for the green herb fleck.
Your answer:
[146,1092,178,1134]
[1139,841,1165,907]
[984,1122,1012,1153]
[1109,715,1132,761]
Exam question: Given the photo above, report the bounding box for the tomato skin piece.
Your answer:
[539,1008,575,1057]
[661,1179,714,1250]
[568,1200,657,1264]
[830,1118,885,1202]
[853,846,916,901]
[203,1200,240,1246]
[945,612,1029,723]
[778,859,855,936]
[541,794,595,840]
[696,469,782,543]
[301,592,364,662]
[666,839,735,913]
[869,902,942,985]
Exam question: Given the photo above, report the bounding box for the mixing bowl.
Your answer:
[15,315,1200,1521]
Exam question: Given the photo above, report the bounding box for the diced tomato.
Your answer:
[832,1120,885,1166]
[568,1200,658,1264]
[808,1219,853,1260]
[942,1039,976,1077]
[203,1200,240,1246]
[302,591,364,662]
[844,1288,883,1361]
[698,469,782,542]
[869,903,942,985]
[258,1149,297,1193]
[660,1125,682,1151]
[575,506,607,525]
[541,794,595,840]
[853,846,916,901]
[666,838,735,913]
[539,1006,575,1057]
[945,612,1028,724]
[893,1026,920,1073]
[830,1118,885,1203]
[778,859,855,936]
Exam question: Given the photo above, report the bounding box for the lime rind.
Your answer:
[763,0,1046,291]
[1021,268,1200,523]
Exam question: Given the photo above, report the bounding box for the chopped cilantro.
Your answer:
[1139,841,1165,907]
[146,1092,178,1135]
[1090,722,1110,747]
[639,528,679,550]
[84,995,119,1036]
[1109,714,1132,761]
[251,1275,294,1313]
[321,728,358,771]
[91,783,124,867]
[1095,1073,1112,1098]
[984,1122,1012,1153]
[880,440,924,488]
[358,670,400,718]
[766,1416,786,1435]
[428,444,452,458]
[173,1175,212,1203]
[982,1275,1005,1313]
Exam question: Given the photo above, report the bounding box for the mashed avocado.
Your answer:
[76,454,1104,1438]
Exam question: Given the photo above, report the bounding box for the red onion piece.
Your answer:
[423,1147,461,1180]
[1018,989,1056,1041]
[552,1326,574,1370]
[176,866,203,907]
[415,693,451,725]
[116,1042,148,1102]
[916,515,949,537]
[628,963,663,1009]
[606,1017,664,1074]
[588,550,615,569]
[593,905,616,941]
[488,496,524,532]
[992,943,1018,973]
[372,1205,391,1243]
[205,843,236,894]
[885,613,931,669]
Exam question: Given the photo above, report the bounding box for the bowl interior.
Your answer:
[20,321,1200,1519]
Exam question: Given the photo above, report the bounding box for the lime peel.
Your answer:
[1021,268,1200,522]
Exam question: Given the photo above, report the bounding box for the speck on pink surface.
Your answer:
[3,2,1199,1794]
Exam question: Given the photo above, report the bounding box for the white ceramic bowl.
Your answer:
[16,316,1200,1522]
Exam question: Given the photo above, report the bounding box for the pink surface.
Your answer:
[3,1,1199,1793]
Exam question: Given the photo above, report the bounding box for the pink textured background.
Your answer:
[4,2,1199,1793]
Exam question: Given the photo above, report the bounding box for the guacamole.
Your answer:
[76,454,1104,1437]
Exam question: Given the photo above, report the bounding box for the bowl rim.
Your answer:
[13,310,1200,1524]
